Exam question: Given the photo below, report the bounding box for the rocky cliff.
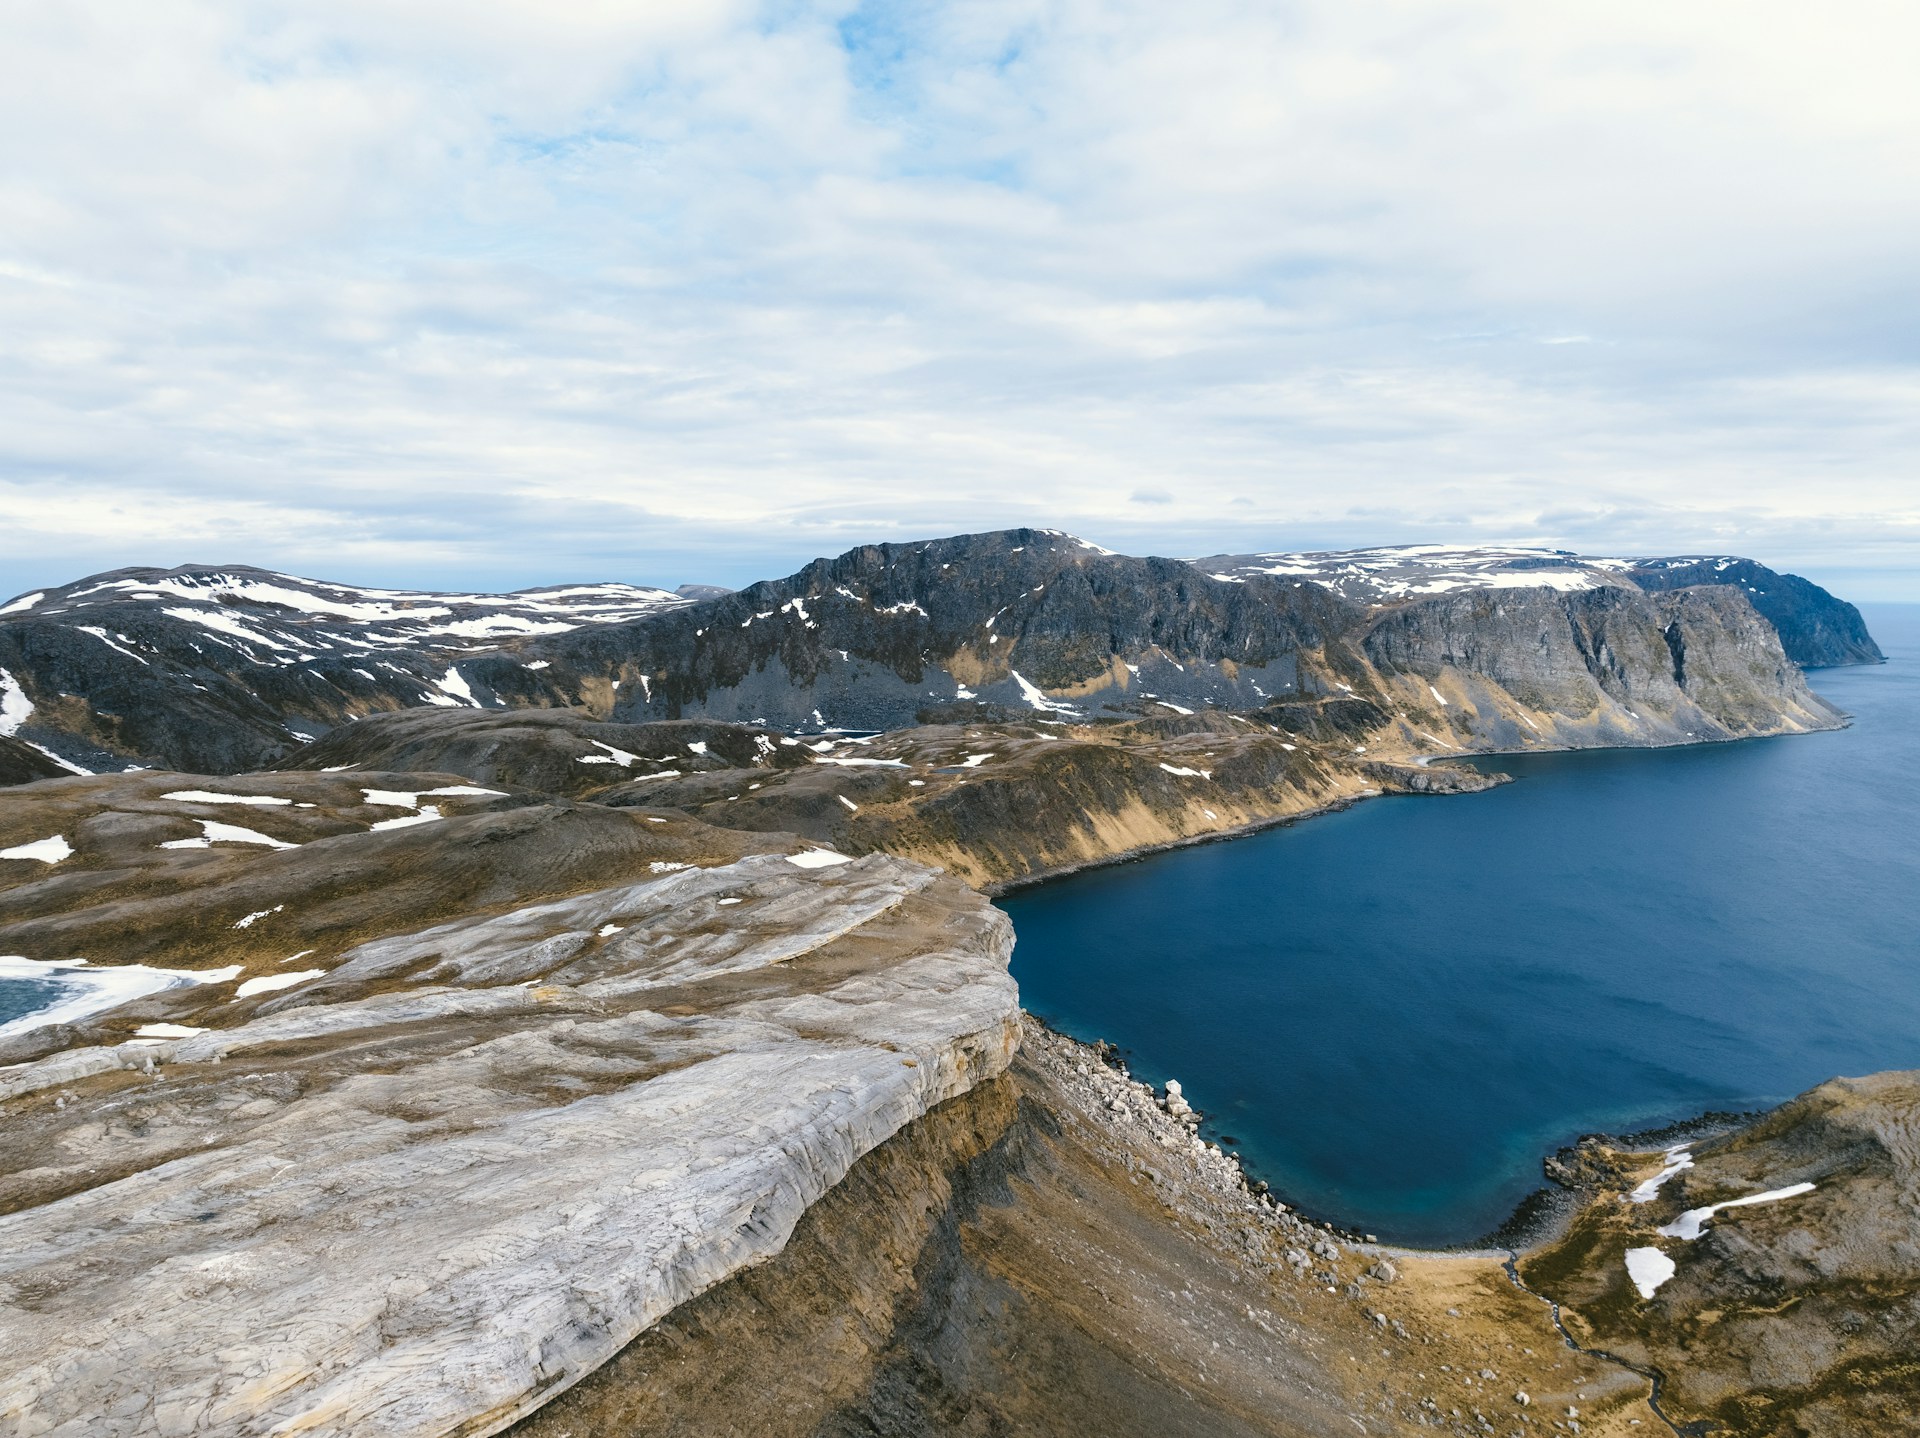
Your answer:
[0,787,1019,1437]
[1197,544,1883,672]
[0,529,1869,777]
[1624,556,1884,668]
[1359,583,1843,751]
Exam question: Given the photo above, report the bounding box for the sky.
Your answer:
[3,1,1918,599]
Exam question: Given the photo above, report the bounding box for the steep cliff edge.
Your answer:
[1359,583,1844,753]
[508,1021,1662,1438]
[1626,557,1884,668]
[0,840,1019,1438]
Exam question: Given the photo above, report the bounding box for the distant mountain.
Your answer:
[0,565,688,773]
[0,531,1872,777]
[1195,544,1882,668]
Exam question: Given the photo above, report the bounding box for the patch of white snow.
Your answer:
[1658,1183,1816,1242]
[0,835,73,864]
[163,790,294,807]
[1624,1247,1676,1299]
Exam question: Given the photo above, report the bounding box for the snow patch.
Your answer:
[1158,763,1212,779]
[1630,1149,1694,1203]
[0,668,33,736]
[1658,1182,1816,1242]
[370,806,443,832]
[164,790,294,807]
[0,956,241,1038]
[577,739,642,767]
[1624,1247,1676,1299]
[77,627,151,665]
[434,667,479,706]
[1010,670,1078,716]
[162,821,295,850]
[0,835,73,864]
[786,848,851,868]
[134,1023,207,1040]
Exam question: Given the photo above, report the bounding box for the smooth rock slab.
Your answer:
[0,853,1018,1438]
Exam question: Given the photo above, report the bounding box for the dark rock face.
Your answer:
[0,531,1866,777]
[0,564,681,775]
[536,529,1370,730]
[1626,557,1884,668]
[0,737,65,787]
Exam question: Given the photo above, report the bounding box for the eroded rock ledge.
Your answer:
[0,853,1018,1438]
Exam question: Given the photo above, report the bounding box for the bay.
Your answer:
[1003,604,1920,1248]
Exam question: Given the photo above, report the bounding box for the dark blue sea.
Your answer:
[1003,604,1920,1248]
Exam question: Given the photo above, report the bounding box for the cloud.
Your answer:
[1,1,1918,595]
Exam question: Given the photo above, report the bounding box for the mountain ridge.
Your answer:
[0,529,1871,778]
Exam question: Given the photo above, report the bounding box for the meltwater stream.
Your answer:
[1004,604,1920,1248]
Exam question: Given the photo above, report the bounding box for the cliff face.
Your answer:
[508,1021,1664,1438]
[1360,583,1845,750]
[1626,557,1884,668]
[529,529,1369,730]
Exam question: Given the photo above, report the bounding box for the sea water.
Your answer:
[1003,604,1920,1247]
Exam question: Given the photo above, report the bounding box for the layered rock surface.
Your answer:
[509,1021,1662,1438]
[0,850,1019,1438]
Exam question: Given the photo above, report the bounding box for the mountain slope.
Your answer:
[0,530,1865,778]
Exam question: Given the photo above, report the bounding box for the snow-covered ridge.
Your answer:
[1192,544,1650,604]
[0,565,692,657]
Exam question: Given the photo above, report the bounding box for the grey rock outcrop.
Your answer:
[0,852,1019,1438]
[1360,583,1842,747]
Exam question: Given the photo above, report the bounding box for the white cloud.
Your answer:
[1,1,1918,594]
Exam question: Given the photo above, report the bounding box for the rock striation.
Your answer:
[0,851,1019,1438]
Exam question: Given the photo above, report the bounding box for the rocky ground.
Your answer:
[0,542,1891,1436]
[1520,1071,1920,1436]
